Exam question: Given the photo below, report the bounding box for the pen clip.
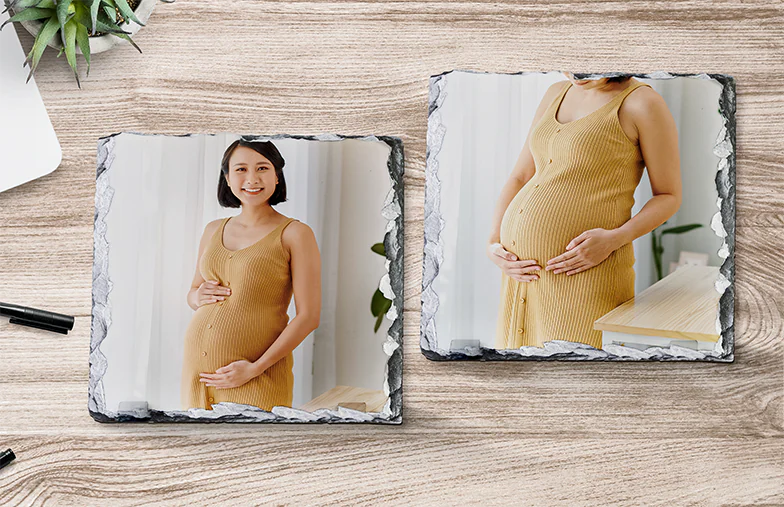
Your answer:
[9,317,69,335]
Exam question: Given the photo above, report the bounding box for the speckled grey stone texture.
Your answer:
[89,133,404,423]
[422,71,735,363]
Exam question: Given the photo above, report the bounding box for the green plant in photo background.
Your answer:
[651,221,704,281]
[370,241,392,333]
[1,0,144,87]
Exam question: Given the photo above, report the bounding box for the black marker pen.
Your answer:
[0,449,15,471]
[0,302,74,334]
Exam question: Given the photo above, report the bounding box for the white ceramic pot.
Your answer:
[17,0,156,54]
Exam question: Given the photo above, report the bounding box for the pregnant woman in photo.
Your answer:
[488,73,681,350]
[181,139,321,410]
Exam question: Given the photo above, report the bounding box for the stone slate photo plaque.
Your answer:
[422,70,735,363]
[90,133,404,423]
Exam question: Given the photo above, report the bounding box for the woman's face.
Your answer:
[224,145,278,206]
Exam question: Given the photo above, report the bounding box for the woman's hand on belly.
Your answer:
[195,280,231,307]
[487,242,541,283]
[199,360,259,389]
[545,228,623,275]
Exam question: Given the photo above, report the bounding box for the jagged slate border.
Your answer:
[421,70,735,363]
[89,132,404,423]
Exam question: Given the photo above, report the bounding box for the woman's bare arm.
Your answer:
[186,219,228,310]
[612,89,682,246]
[249,221,321,376]
[542,86,683,277]
[488,82,566,245]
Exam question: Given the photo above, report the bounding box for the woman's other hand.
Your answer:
[196,280,231,307]
[486,242,541,283]
[546,228,622,275]
[199,360,258,389]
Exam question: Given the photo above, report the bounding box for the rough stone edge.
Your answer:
[89,132,404,424]
[421,70,735,363]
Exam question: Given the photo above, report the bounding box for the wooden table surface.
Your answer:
[299,386,388,413]
[1,1,783,504]
[595,265,722,342]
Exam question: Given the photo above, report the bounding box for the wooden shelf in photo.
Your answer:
[594,265,722,343]
[298,385,387,413]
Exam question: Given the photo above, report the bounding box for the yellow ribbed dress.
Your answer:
[181,216,298,410]
[495,80,652,350]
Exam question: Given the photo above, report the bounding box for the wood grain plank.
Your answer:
[0,436,781,506]
[0,0,782,503]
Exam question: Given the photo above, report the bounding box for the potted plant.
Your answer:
[651,221,704,281]
[370,241,392,333]
[1,0,156,87]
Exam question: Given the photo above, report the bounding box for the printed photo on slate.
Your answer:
[90,133,403,423]
[422,71,735,362]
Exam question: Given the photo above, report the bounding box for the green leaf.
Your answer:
[661,223,703,235]
[111,31,141,53]
[3,0,40,15]
[371,288,386,316]
[36,0,55,8]
[374,296,392,332]
[113,0,143,26]
[72,0,88,25]
[95,10,130,34]
[24,15,59,82]
[74,21,89,76]
[88,0,99,34]
[63,17,80,87]
[102,4,115,21]
[96,9,140,51]
[55,0,74,48]
[371,242,385,256]
[0,7,53,31]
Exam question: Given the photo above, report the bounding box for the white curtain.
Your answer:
[431,72,723,350]
[100,134,346,411]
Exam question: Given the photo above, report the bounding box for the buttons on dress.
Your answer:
[226,281,230,287]
[556,128,561,133]
[208,397,214,403]
[207,324,212,329]
[218,302,223,306]
[548,158,553,164]
[520,297,526,303]
[511,240,516,246]
[201,351,207,356]
[518,208,523,214]
[534,184,540,188]
[228,254,233,259]
[517,328,523,334]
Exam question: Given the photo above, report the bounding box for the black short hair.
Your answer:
[218,139,287,208]
[606,75,634,84]
[572,73,634,84]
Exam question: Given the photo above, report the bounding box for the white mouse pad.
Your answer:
[0,10,61,193]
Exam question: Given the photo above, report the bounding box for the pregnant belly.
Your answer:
[183,302,288,361]
[499,184,618,264]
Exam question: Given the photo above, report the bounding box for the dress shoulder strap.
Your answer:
[209,216,232,245]
[276,217,299,259]
[278,217,298,235]
[609,81,652,111]
[549,81,572,111]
